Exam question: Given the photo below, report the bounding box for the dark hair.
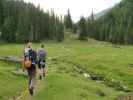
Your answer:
[41,44,44,48]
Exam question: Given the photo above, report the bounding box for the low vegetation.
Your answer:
[0,39,133,99]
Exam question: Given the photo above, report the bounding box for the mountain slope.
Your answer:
[94,8,111,19]
[95,0,133,44]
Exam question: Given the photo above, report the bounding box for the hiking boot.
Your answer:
[39,75,42,80]
[29,88,34,95]
[43,73,45,78]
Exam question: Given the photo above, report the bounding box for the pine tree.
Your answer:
[78,17,87,40]
[0,0,65,42]
[49,10,56,39]
[0,0,4,30]
[56,16,64,42]
[86,11,97,39]
[1,16,16,42]
[16,12,30,43]
[64,9,73,29]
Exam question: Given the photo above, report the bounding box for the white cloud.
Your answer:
[24,0,122,22]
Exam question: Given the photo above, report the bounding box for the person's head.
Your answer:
[26,42,32,48]
[41,44,44,48]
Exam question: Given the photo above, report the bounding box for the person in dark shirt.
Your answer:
[24,42,37,95]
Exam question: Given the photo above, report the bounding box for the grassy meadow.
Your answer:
[0,39,133,100]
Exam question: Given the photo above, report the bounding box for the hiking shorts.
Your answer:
[38,59,46,69]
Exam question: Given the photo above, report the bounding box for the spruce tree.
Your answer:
[0,0,65,42]
[0,0,4,30]
[78,17,87,40]
[1,16,16,42]
[64,9,73,29]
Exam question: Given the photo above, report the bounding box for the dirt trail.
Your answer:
[5,51,68,100]
[15,76,47,100]
[8,69,47,100]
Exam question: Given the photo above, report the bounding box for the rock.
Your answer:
[90,74,104,81]
[0,56,22,63]
[96,89,106,97]
[12,69,27,76]
[83,73,91,78]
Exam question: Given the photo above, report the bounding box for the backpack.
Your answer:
[38,50,46,60]
[24,60,32,69]
[29,50,37,65]
[24,49,36,69]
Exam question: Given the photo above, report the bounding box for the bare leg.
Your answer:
[28,70,33,95]
[39,67,43,80]
[29,68,36,95]
[43,67,45,77]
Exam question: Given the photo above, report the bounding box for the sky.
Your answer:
[24,0,122,22]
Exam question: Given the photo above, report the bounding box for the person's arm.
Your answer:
[22,47,26,71]
[22,49,24,59]
[37,49,39,60]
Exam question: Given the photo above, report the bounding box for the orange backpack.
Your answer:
[23,60,32,69]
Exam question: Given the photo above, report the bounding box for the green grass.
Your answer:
[33,62,124,100]
[0,40,133,99]
[0,62,26,100]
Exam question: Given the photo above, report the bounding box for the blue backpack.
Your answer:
[29,50,37,65]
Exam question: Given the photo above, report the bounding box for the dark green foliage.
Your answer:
[78,17,87,40]
[77,0,133,44]
[78,12,97,40]
[87,12,97,39]
[96,89,106,97]
[16,13,30,43]
[2,17,16,42]
[73,23,78,33]
[95,0,133,44]
[0,0,64,43]
[56,21,64,42]
[64,9,73,30]
[0,0,4,30]
[49,11,56,40]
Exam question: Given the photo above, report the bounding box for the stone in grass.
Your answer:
[12,69,27,77]
[113,83,131,92]
[79,70,84,74]
[83,73,91,78]
[90,74,104,81]
[96,89,106,97]
[122,86,132,92]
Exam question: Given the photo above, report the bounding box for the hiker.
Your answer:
[37,44,47,80]
[23,42,37,95]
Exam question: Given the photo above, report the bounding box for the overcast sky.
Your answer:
[24,0,122,22]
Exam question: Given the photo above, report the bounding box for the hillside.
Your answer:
[94,8,111,19]
[96,0,133,44]
[0,0,133,99]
